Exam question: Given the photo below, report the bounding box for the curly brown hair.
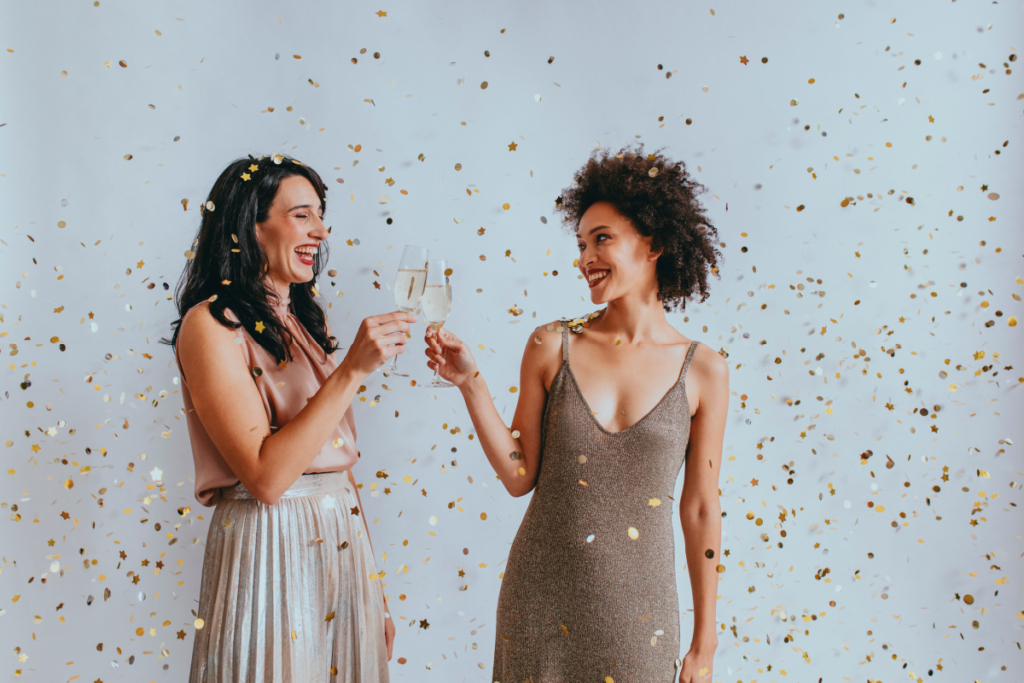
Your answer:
[553,142,723,312]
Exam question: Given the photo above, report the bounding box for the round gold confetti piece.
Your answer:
[502,202,510,210]
[480,81,488,89]
[648,498,660,507]
[1008,316,1017,327]
[57,220,66,228]
[964,594,974,605]
[194,617,205,629]
[577,454,587,464]
[444,267,453,276]
[716,564,725,573]
[648,167,658,177]
[480,512,487,520]
[627,527,639,540]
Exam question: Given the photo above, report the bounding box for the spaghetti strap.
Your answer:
[560,320,570,362]
[680,340,699,384]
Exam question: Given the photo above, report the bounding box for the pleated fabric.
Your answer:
[188,471,390,683]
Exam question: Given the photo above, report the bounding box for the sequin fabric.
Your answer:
[491,321,699,683]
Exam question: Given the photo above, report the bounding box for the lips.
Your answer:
[294,245,318,266]
[587,269,609,289]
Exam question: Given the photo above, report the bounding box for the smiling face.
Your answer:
[254,175,328,293]
[576,201,661,305]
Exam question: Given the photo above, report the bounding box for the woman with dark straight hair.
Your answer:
[163,154,411,682]
[425,143,728,683]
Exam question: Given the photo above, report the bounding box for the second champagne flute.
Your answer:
[422,258,454,388]
[385,245,428,377]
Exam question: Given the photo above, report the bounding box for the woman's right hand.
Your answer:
[424,326,478,387]
[339,311,418,379]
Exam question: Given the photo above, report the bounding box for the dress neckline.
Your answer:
[555,319,698,436]
[560,349,693,436]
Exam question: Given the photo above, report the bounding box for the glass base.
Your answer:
[428,379,456,388]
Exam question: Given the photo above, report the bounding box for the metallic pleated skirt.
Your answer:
[188,471,390,683]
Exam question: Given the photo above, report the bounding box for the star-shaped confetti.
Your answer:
[508,141,517,151]
[254,320,266,333]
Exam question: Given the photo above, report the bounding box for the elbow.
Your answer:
[681,500,719,520]
[246,475,280,506]
[507,478,537,498]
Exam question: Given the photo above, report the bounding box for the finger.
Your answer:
[369,311,417,326]
[372,320,411,337]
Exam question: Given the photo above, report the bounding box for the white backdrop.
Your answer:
[2,0,1022,681]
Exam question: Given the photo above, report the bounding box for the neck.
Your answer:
[597,285,671,344]
[265,275,291,307]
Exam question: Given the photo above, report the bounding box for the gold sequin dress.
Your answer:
[491,321,699,683]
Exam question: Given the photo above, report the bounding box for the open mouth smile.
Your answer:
[587,269,609,289]
[294,245,317,266]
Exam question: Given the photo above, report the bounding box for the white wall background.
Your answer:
[2,0,1022,681]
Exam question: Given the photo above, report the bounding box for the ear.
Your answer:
[647,239,663,261]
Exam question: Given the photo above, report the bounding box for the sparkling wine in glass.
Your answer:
[422,258,454,388]
[384,245,428,377]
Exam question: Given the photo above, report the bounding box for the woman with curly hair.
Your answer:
[424,143,728,682]
[163,155,412,682]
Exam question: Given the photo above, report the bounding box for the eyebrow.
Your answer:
[576,224,612,239]
[287,204,323,212]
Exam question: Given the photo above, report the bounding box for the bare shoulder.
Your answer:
[520,320,566,389]
[178,301,243,362]
[692,341,727,377]
[690,341,729,413]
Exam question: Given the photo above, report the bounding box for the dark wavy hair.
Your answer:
[554,142,723,312]
[160,154,337,364]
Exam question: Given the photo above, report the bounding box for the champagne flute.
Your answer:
[421,258,454,388]
[384,245,428,377]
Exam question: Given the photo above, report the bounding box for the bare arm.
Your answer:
[680,345,729,652]
[177,304,414,505]
[426,325,560,497]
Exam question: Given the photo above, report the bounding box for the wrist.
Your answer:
[335,358,365,388]
[457,369,484,394]
[690,632,719,652]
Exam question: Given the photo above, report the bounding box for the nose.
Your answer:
[311,214,328,239]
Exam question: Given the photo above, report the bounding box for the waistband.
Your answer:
[220,470,353,501]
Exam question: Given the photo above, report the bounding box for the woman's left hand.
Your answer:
[678,639,716,681]
[384,608,395,660]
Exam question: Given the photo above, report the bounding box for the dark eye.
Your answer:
[595,234,608,243]
[296,214,308,219]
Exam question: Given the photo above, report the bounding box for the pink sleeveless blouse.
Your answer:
[174,293,359,506]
